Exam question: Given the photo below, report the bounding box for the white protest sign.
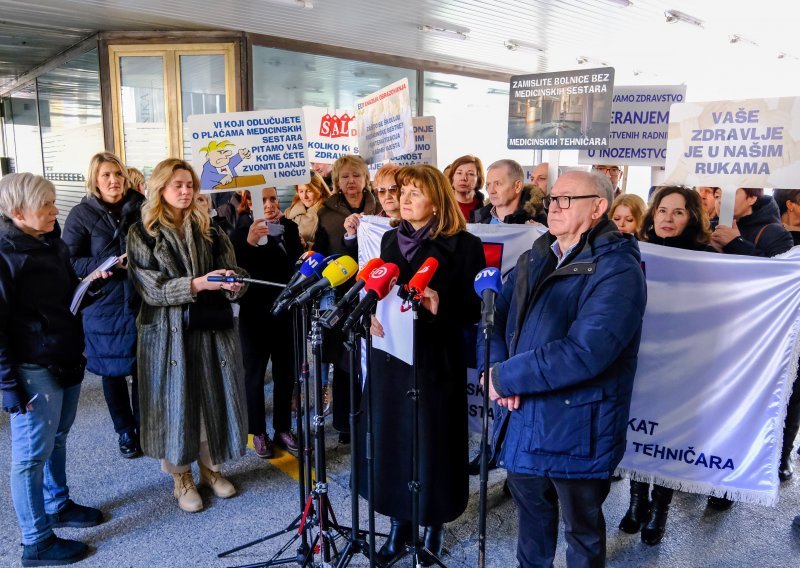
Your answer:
[507,67,615,149]
[368,116,438,178]
[664,97,800,225]
[579,85,686,166]
[188,109,310,192]
[355,78,414,164]
[302,107,359,165]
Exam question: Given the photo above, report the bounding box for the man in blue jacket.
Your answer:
[481,170,647,567]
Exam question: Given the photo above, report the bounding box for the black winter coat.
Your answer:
[723,195,793,257]
[61,191,143,377]
[358,228,485,524]
[0,218,85,400]
[314,191,380,257]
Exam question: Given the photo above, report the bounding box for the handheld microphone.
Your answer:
[401,257,439,302]
[270,252,328,315]
[320,258,385,329]
[341,262,400,334]
[474,267,502,332]
[290,255,358,306]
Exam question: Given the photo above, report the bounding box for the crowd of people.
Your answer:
[1,150,799,567]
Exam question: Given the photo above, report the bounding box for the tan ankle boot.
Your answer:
[199,463,236,498]
[172,472,203,512]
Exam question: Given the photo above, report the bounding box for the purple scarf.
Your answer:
[397,218,437,262]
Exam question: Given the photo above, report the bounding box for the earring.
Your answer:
[433,209,438,215]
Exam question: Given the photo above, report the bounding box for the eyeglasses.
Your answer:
[543,194,600,210]
[375,185,398,195]
[593,166,621,175]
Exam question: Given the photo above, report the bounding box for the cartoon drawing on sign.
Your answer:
[200,140,253,189]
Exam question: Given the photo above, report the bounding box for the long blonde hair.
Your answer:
[141,158,210,240]
[86,152,130,199]
[395,164,466,238]
[289,170,331,210]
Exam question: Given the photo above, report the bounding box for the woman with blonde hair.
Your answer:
[127,158,248,513]
[609,193,647,236]
[284,170,331,250]
[127,167,146,195]
[365,164,485,565]
[62,152,145,458]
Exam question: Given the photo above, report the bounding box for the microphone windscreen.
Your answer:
[321,255,359,287]
[408,257,439,293]
[364,263,400,299]
[299,252,325,277]
[474,267,502,297]
[357,258,385,282]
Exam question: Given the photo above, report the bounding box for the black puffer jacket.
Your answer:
[723,195,793,257]
[0,218,85,403]
[61,190,143,376]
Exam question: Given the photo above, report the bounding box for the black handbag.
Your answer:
[47,355,88,387]
[182,291,234,331]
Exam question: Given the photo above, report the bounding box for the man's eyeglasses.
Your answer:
[543,195,600,210]
[375,185,398,195]
[593,166,621,175]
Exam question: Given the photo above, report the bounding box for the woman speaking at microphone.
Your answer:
[365,164,485,565]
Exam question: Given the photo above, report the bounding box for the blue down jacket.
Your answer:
[61,191,143,377]
[480,218,647,478]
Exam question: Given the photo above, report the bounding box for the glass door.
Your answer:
[108,43,237,175]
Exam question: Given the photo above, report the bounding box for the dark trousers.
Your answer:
[240,315,295,435]
[507,472,611,568]
[782,371,800,458]
[101,372,139,436]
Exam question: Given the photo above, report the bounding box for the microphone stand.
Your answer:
[389,295,446,568]
[218,304,315,567]
[478,299,495,568]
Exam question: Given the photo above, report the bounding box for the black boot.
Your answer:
[418,524,444,567]
[22,534,89,567]
[641,485,673,546]
[780,372,800,480]
[377,517,411,563]
[619,480,650,534]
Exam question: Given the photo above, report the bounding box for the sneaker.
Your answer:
[118,430,142,459]
[274,431,300,457]
[22,534,89,567]
[47,499,103,528]
[252,433,274,459]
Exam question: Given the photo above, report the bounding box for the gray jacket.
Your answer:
[127,220,249,466]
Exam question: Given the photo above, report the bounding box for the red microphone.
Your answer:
[405,257,439,301]
[341,263,400,333]
[320,258,385,329]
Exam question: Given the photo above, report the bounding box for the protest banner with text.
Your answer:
[355,78,414,164]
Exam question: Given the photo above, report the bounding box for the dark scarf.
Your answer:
[644,227,709,251]
[397,217,438,262]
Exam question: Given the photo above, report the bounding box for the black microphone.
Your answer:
[289,256,358,307]
[271,253,331,315]
[341,263,400,334]
[473,267,502,332]
[320,258,384,329]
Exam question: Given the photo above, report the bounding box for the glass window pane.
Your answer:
[7,82,44,176]
[120,56,167,175]
[253,46,417,113]
[180,54,227,159]
[38,49,104,225]
[423,71,534,176]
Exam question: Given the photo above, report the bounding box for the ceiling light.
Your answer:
[267,0,313,8]
[504,40,545,53]
[424,98,442,105]
[604,0,632,6]
[424,79,458,89]
[576,55,609,66]
[487,88,509,95]
[664,9,704,28]
[417,24,469,41]
[777,52,798,60]
[729,34,758,47]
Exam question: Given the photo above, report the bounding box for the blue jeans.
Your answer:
[9,364,81,545]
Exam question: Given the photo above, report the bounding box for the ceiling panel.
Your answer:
[1,0,799,100]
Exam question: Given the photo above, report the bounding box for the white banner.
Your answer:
[357,218,800,505]
[368,116,438,178]
[302,106,359,165]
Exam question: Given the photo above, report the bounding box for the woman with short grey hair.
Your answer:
[0,173,103,566]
